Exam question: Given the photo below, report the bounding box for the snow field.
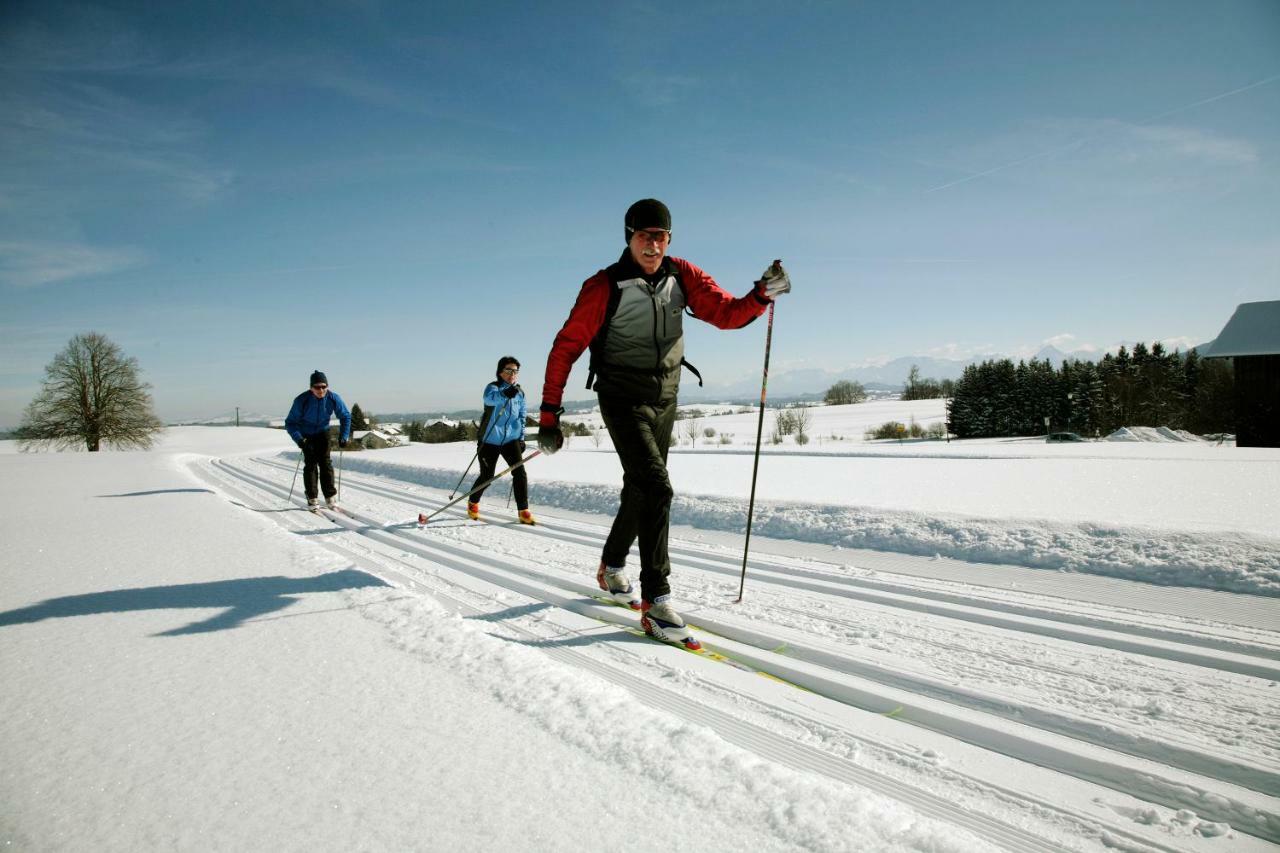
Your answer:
[3,427,1278,851]
[208,450,1279,848]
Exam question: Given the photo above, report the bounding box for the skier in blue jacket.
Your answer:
[468,356,535,524]
[285,370,352,509]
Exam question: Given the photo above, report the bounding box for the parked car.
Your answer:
[1046,431,1085,443]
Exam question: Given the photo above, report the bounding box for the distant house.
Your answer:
[351,429,406,450]
[1205,300,1280,447]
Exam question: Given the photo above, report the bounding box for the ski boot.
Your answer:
[641,595,701,650]
[467,501,480,521]
[597,562,641,610]
[518,509,536,525]
[325,496,339,510]
[307,498,321,512]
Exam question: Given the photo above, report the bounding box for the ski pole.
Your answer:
[336,445,344,501]
[452,396,510,499]
[419,450,541,525]
[449,450,480,500]
[287,443,304,502]
[737,264,784,603]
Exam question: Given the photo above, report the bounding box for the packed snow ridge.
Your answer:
[331,452,1280,598]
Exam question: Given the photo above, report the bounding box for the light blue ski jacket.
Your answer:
[479,381,527,446]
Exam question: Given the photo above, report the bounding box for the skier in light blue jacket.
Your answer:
[285,370,352,509]
[468,356,534,524]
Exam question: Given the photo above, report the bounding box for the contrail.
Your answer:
[925,72,1280,193]
[1147,72,1280,120]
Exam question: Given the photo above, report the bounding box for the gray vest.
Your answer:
[589,266,688,402]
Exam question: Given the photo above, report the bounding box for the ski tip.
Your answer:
[683,637,703,652]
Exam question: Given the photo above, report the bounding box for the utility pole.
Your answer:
[235,407,240,427]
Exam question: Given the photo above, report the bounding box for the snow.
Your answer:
[3,424,1278,851]
[1106,426,1212,443]
[341,400,1280,596]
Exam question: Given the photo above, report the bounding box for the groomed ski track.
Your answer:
[195,454,1280,852]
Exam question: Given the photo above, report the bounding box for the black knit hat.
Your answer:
[495,356,520,380]
[310,370,328,387]
[624,198,671,243]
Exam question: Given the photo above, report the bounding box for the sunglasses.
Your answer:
[500,367,519,374]
[312,384,328,390]
[628,228,670,244]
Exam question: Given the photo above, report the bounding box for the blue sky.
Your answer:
[2,0,1277,425]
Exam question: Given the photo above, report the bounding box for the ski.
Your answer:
[305,503,350,518]
[589,592,806,683]
[589,591,728,658]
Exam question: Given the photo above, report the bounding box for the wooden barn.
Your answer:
[1206,300,1280,447]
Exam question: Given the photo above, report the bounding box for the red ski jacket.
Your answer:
[541,253,768,409]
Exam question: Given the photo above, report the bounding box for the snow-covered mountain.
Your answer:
[169,412,279,427]
[696,339,1210,400]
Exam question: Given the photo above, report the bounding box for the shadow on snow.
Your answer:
[0,569,389,636]
[97,488,215,498]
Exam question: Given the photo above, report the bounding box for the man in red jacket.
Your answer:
[537,199,791,649]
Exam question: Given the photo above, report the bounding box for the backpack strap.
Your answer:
[585,265,627,390]
[680,358,703,387]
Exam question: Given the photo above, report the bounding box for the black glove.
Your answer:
[339,438,349,449]
[295,438,305,450]
[502,383,522,399]
[537,405,564,455]
[753,259,791,303]
[518,439,527,454]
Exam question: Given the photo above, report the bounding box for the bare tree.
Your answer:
[18,332,164,452]
[774,408,796,436]
[792,405,812,441]
[682,415,702,447]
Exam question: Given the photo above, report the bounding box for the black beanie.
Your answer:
[310,370,328,387]
[624,198,671,243]
[495,356,520,380]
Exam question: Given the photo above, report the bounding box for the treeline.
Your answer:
[402,419,481,443]
[948,343,1234,439]
[901,365,955,401]
[823,366,955,406]
[400,417,590,444]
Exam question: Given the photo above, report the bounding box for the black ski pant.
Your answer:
[300,433,336,501]
[598,394,678,602]
[469,440,528,510]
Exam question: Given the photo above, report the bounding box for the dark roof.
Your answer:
[1204,301,1280,358]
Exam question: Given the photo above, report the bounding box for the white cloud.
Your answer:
[918,343,998,361]
[0,241,145,288]
[927,116,1260,193]
[1129,125,1257,165]
[1157,335,1201,353]
[1042,333,1080,350]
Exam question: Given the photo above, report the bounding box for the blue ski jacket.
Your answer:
[479,381,527,446]
[285,390,352,444]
